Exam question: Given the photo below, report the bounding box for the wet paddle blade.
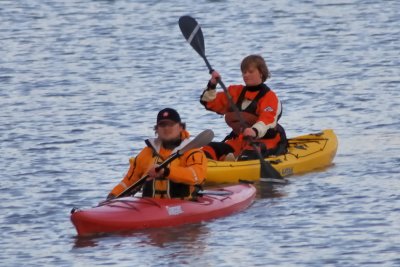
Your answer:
[249,141,284,180]
[260,159,285,181]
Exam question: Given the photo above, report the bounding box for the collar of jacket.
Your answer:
[244,83,267,92]
[145,134,191,154]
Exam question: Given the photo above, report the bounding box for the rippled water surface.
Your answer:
[1,0,399,266]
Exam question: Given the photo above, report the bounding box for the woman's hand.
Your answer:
[210,70,221,86]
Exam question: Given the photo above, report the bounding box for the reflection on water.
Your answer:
[256,182,287,199]
[73,223,209,249]
[135,223,209,248]
[73,237,99,249]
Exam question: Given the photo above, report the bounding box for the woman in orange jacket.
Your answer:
[200,54,287,161]
[107,108,207,200]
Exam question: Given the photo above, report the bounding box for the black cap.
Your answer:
[156,108,181,124]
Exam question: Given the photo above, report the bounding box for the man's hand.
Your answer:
[147,165,165,180]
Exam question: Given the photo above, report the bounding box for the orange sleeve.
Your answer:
[253,90,281,134]
[109,148,152,197]
[166,148,207,185]
[201,85,242,115]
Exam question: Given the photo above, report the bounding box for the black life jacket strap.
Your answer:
[235,84,270,113]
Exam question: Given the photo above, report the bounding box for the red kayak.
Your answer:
[71,184,256,236]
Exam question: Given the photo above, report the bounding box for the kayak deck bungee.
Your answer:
[71,184,256,236]
[206,129,338,184]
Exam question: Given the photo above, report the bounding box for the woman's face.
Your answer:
[156,120,182,142]
[242,65,262,86]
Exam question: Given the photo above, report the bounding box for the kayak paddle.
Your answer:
[178,15,286,184]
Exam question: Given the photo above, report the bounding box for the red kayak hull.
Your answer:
[71,184,256,236]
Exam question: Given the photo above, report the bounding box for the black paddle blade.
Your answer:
[179,15,206,58]
[260,160,285,181]
[248,141,284,180]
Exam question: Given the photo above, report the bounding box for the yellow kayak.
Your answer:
[206,129,338,183]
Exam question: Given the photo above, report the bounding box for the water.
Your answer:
[1,0,399,266]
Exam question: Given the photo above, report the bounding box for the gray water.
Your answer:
[1,0,399,266]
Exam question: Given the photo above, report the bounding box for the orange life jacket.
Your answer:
[142,146,204,199]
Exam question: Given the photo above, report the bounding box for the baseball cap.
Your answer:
[156,108,181,124]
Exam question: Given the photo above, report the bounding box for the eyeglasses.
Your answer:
[157,121,177,128]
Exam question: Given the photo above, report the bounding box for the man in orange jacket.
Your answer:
[200,54,287,161]
[107,108,207,200]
